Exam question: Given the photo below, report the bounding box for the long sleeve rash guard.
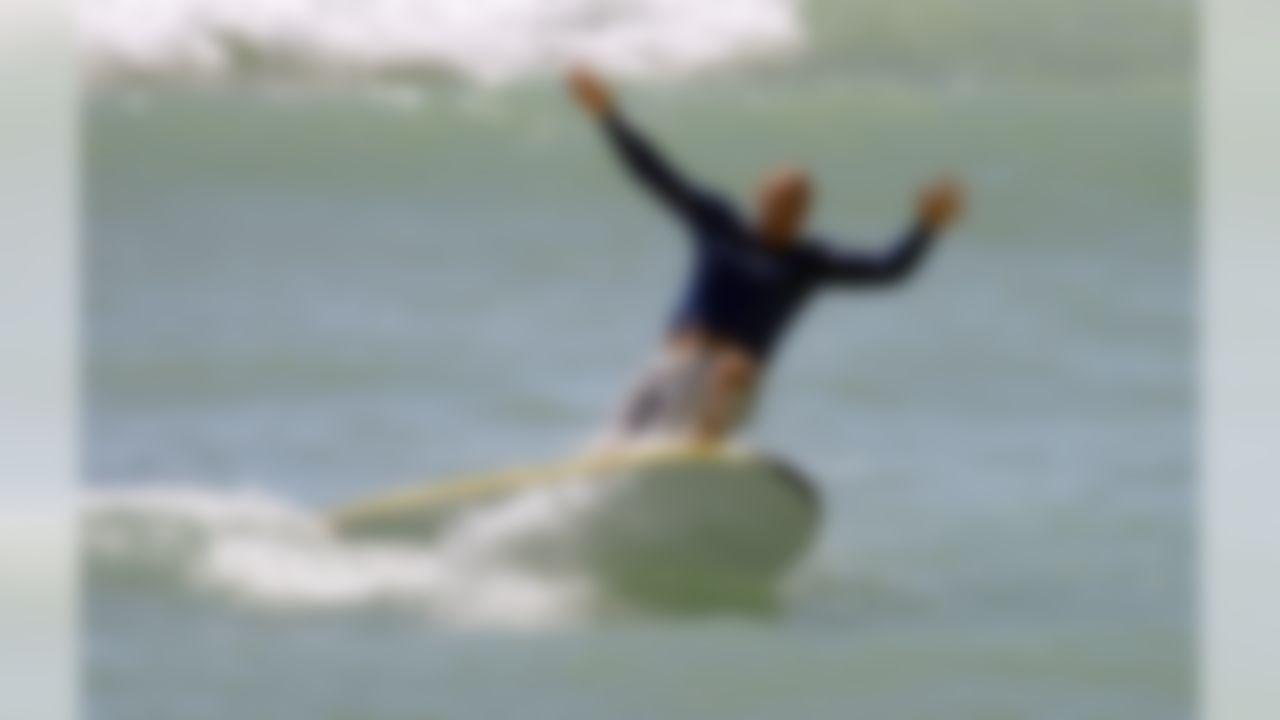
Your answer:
[601,111,939,361]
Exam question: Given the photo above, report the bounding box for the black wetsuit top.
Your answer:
[601,111,939,362]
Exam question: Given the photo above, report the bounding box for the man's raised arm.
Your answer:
[568,66,711,218]
[816,179,965,286]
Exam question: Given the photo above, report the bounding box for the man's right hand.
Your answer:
[568,65,614,118]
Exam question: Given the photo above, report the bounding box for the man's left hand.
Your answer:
[917,178,966,232]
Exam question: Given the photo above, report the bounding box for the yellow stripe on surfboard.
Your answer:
[328,442,750,532]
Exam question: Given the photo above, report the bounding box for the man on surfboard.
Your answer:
[569,67,965,447]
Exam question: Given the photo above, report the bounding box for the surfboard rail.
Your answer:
[329,443,753,533]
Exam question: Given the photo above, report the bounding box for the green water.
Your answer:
[86,0,1194,717]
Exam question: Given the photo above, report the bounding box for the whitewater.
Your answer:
[80,0,804,87]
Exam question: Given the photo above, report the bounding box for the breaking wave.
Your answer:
[79,0,806,89]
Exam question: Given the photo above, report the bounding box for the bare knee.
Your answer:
[714,351,758,390]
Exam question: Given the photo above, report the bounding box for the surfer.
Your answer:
[569,66,965,447]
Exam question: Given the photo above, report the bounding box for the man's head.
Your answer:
[756,166,813,248]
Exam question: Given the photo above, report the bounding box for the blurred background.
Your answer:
[84,0,1193,718]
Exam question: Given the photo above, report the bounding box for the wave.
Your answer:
[79,0,805,89]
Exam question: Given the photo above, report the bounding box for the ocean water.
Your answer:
[84,0,1194,718]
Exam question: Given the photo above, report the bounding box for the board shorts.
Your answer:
[596,344,758,447]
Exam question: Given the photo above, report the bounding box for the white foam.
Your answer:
[84,484,602,629]
[79,0,806,87]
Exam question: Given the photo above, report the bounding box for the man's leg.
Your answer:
[692,348,760,446]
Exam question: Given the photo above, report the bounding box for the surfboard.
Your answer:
[328,444,820,603]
